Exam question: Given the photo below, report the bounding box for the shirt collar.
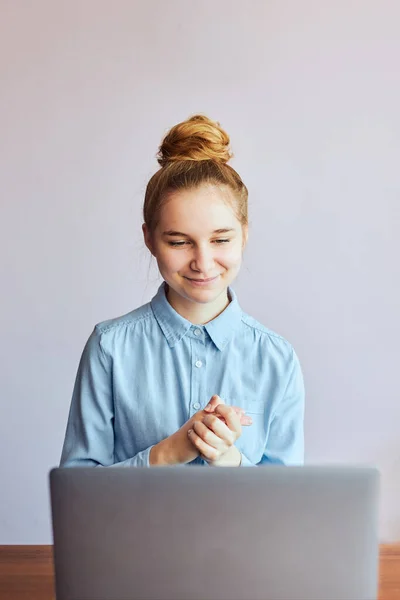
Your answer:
[150,281,243,351]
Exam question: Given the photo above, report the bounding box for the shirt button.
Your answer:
[193,402,201,410]
[194,328,202,336]
[195,360,203,368]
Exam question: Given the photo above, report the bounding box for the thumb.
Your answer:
[204,394,224,412]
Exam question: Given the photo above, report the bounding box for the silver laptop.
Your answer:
[49,466,379,600]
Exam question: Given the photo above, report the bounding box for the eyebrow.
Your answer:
[162,228,236,237]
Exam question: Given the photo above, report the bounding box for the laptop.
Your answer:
[49,466,379,600]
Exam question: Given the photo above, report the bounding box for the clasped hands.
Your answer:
[150,394,252,467]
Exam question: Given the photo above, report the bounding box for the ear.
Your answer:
[242,224,249,251]
[142,223,155,256]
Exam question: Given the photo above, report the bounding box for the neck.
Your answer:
[165,285,230,325]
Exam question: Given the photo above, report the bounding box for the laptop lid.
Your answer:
[50,466,379,600]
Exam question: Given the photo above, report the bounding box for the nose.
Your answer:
[190,244,216,276]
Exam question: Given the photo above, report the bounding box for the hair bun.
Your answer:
[157,114,233,167]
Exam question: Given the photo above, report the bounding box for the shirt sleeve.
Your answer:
[60,327,154,468]
[239,346,305,467]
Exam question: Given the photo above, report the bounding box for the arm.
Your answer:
[240,347,305,467]
[60,327,153,468]
[60,330,253,468]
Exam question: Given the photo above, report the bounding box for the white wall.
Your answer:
[1,0,399,543]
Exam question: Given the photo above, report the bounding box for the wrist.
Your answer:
[211,445,242,467]
[150,437,177,466]
[231,446,242,467]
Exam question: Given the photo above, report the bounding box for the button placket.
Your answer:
[190,332,206,417]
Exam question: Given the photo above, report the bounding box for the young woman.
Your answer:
[60,114,304,468]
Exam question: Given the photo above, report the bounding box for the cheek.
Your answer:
[219,247,243,268]
[157,249,187,271]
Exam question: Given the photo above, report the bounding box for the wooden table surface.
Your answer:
[0,544,399,600]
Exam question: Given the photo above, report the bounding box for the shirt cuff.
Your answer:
[239,452,255,467]
[127,445,154,467]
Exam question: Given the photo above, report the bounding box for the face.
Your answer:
[143,184,248,319]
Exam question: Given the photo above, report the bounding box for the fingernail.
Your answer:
[188,429,193,435]
[205,404,212,411]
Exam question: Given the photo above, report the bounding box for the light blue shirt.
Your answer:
[60,282,304,467]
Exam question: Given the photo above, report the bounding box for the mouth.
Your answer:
[184,275,220,285]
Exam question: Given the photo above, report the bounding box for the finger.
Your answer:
[240,414,253,426]
[201,414,236,446]
[214,404,242,435]
[214,408,252,426]
[204,395,224,412]
[193,419,229,450]
[206,401,244,417]
[187,428,219,462]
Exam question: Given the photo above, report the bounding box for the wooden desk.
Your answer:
[0,544,399,600]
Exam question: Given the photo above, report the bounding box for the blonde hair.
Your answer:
[143,114,248,235]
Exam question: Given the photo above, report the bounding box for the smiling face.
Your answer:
[142,184,248,324]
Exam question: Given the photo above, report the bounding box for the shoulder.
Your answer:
[239,311,301,369]
[241,311,292,350]
[88,301,154,354]
[95,301,153,335]
[241,312,288,343]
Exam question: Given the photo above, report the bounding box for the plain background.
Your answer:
[0,0,399,544]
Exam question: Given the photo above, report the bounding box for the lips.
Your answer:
[186,276,218,282]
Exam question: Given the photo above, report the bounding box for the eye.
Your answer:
[167,239,231,247]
